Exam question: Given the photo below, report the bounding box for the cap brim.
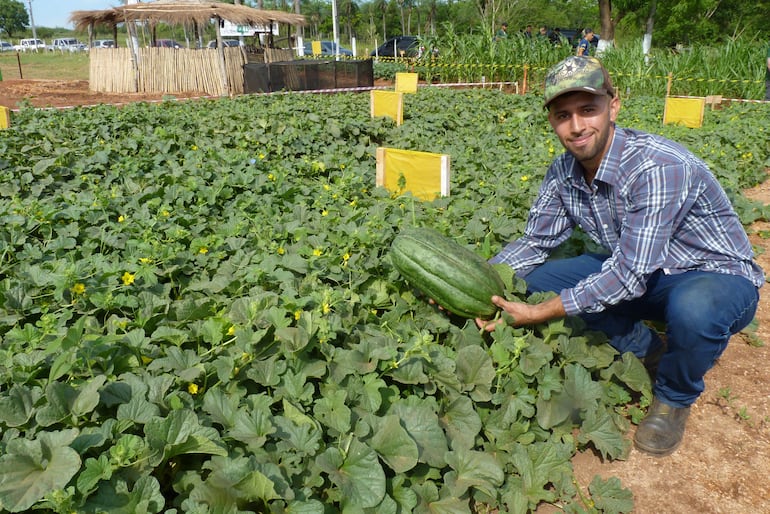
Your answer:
[544,86,611,108]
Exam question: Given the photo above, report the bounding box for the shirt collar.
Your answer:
[593,124,625,186]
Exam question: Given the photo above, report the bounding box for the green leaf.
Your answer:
[82,475,165,514]
[440,395,482,450]
[316,438,386,508]
[369,415,419,473]
[71,375,108,418]
[0,429,81,512]
[77,454,113,497]
[577,407,630,461]
[35,381,78,427]
[390,397,449,468]
[455,345,495,402]
[313,388,351,434]
[444,448,504,498]
[0,384,42,427]
[589,475,635,514]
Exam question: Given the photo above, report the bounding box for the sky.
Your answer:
[25,1,121,30]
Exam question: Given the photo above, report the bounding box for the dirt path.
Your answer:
[3,79,769,513]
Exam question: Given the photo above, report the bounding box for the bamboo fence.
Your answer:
[89,47,249,96]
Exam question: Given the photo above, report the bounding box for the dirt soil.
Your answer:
[3,79,769,513]
[0,79,209,109]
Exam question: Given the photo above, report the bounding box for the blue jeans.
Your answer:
[524,254,759,407]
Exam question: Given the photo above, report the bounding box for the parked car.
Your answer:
[370,36,419,58]
[91,39,115,49]
[0,40,14,52]
[302,40,353,57]
[206,39,242,49]
[14,38,46,52]
[154,39,181,48]
[48,38,87,52]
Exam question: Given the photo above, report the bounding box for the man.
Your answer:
[576,28,595,56]
[495,22,508,41]
[478,56,764,456]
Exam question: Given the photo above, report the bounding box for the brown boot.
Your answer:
[633,397,690,456]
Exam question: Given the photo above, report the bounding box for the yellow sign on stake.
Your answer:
[663,96,706,128]
[395,72,419,94]
[0,106,10,129]
[370,90,404,125]
[376,147,450,201]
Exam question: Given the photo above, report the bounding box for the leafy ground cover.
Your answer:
[0,88,768,513]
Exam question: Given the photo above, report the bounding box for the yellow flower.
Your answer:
[268,173,275,181]
[227,326,236,336]
[321,209,329,216]
[521,175,529,182]
[322,302,331,314]
[191,145,198,151]
[277,246,285,255]
[71,283,86,295]
[198,247,208,254]
[188,383,199,395]
[139,257,152,264]
[121,272,136,286]
[118,215,125,223]
[340,164,345,169]
[259,153,266,159]
[323,184,331,191]
[342,252,351,262]
[294,310,302,320]
[313,248,322,256]
[162,210,170,217]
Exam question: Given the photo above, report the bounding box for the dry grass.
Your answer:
[0,52,90,81]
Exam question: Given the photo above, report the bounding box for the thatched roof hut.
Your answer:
[70,0,306,97]
[69,1,305,34]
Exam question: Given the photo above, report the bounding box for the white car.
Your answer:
[0,41,14,52]
[48,38,87,52]
[14,38,46,52]
[91,39,115,49]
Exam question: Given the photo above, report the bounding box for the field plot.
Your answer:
[0,88,768,513]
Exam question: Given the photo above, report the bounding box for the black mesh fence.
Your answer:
[243,59,373,94]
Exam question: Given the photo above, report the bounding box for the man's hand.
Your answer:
[475,294,567,332]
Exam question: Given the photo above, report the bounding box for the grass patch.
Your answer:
[0,51,89,81]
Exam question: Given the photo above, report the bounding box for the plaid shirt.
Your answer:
[491,126,764,315]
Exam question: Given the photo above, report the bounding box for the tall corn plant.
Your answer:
[384,29,766,101]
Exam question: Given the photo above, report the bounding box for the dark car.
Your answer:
[553,28,599,48]
[207,39,243,49]
[303,40,353,57]
[154,39,181,49]
[370,36,419,58]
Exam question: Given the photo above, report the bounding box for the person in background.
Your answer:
[495,22,509,42]
[765,41,770,100]
[549,27,566,47]
[477,56,763,457]
[576,28,595,56]
[523,24,534,39]
[537,26,549,41]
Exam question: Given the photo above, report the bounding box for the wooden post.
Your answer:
[522,64,528,95]
[666,72,673,97]
[215,16,230,96]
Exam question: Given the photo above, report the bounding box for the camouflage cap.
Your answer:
[543,56,614,107]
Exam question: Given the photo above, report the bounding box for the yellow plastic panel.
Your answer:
[370,90,404,125]
[663,97,705,128]
[395,72,418,94]
[376,147,450,201]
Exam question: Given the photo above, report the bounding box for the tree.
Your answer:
[0,0,28,38]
